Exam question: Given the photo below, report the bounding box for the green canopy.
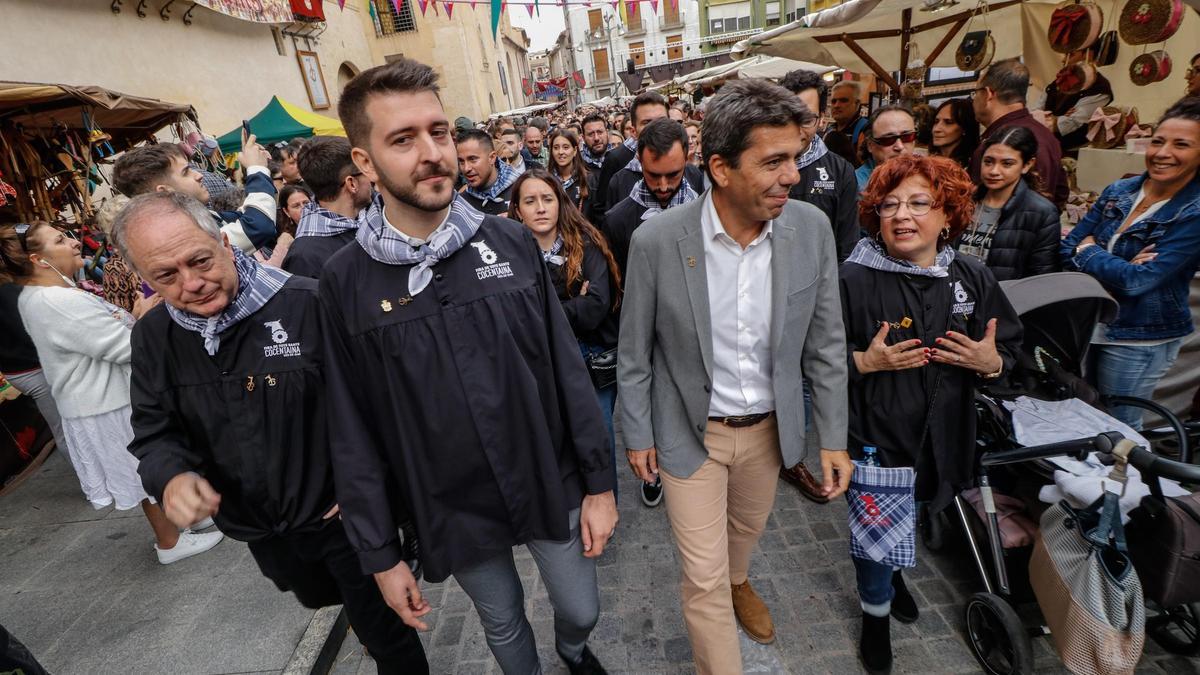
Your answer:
[216,96,344,153]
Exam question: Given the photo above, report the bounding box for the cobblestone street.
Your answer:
[331,467,1200,675]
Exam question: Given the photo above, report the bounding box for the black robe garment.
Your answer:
[840,256,1023,510]
[130,277,337,542]
[318,214,614,581]
[282,230,358,278]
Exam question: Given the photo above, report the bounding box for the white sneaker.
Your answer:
[156,530,224,565]
[187,516,215,531]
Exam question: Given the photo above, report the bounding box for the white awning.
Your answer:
[731,0,1060,77]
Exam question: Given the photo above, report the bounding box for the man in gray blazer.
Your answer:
[617,78,851,674]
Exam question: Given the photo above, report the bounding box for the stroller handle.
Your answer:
[1121,444,1200,484]
[978,432,1126,468]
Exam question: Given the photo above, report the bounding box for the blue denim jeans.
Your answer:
[852,556,896,617]
[579,342,618,499]
[1091,339,1183,430]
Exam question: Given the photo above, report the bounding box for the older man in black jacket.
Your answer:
[115,191,428,675]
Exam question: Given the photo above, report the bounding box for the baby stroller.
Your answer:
[929,273,1199,674]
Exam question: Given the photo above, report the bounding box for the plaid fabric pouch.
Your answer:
[846,461,918,568]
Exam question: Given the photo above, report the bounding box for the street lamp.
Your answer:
[575,8,625,98]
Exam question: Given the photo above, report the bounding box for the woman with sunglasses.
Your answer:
[1062,97,1200,430]
[961,126,1060,281]
[0,221,223,563]
[507,169,622,493]
[843,155,1021,673]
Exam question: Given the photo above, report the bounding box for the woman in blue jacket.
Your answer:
[1062,97,1200,429]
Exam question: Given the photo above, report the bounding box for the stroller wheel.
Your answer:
[964,592,1034,675]
[1148,602,1200,656]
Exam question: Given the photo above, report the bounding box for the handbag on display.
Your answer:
[1088,106,1134,148]
[1094,30,1120,66]
[1030,486,1145,675]
[1056,61,1099,96]
[1125,473,1200,608]
[955,30,995,71]
[1049,1,1105,53]
[1129,50,1172,85]
[1118,0,1186,44]
[585,347,618,390]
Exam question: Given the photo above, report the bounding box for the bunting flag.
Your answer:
[443,1,452,16]
[389,0,402,15]
[669,0,677,9]
[417,0,428,13]
[525,2,535,15]
[649,0,658,12]
[491,0,502,38]
[338,0,346,8]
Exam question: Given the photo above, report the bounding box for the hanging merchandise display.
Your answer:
[1049,1,1105,53]
[1093,0,1122,66]
[1087,105,1136,148]
[955,1,995,72]
[900,40,926,100]
[1118,0,1186,44]
[1129,49,1173,85]
[1055,60,1099,96]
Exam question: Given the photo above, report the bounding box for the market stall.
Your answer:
[674,55,837,91]
[488,100,567,120]
[215,95,345,153]
[0,81,194,223]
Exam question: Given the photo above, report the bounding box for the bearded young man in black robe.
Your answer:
[319,58,618,675]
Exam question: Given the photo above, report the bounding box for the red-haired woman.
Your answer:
[842,155,1023,673]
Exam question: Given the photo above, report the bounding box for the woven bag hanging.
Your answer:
[1118,0,1186,44]
[1049,1,1105,53]
[1129,49,1172,85]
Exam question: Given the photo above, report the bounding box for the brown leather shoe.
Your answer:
[780,463,831,504]
[731,581,775,644]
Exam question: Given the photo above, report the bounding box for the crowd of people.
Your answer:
[0,51,1199,675]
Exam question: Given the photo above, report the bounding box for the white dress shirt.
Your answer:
[383,204,452,246]
[701,193,775,417]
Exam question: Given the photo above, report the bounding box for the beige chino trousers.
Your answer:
[660,416,783,675]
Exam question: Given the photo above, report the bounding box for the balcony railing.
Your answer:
[623,18,647,36]
[660,14,684,30]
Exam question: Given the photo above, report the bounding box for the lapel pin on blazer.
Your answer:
[398,296,413,306]
[266,374,277,387]
[245,376,255,392]
[687,256,697,268]
[381,299,393,312]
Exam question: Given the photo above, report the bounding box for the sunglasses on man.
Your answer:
[871,131,917,146]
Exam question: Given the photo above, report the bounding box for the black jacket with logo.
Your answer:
[129,276,337,542]
[840,256,1022,510]
[282,230,358,279]
[790,152,861,262]
[318,216,614,581]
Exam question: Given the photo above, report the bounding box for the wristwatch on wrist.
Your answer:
[1075,241,1096,256]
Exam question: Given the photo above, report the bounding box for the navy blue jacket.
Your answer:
[1061,174,1200,341]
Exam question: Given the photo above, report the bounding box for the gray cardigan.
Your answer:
[617,193,849,479]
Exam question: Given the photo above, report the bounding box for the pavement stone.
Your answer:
[0,451,316,675]
[330,463,1200,674]
[8,446,1200,674]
